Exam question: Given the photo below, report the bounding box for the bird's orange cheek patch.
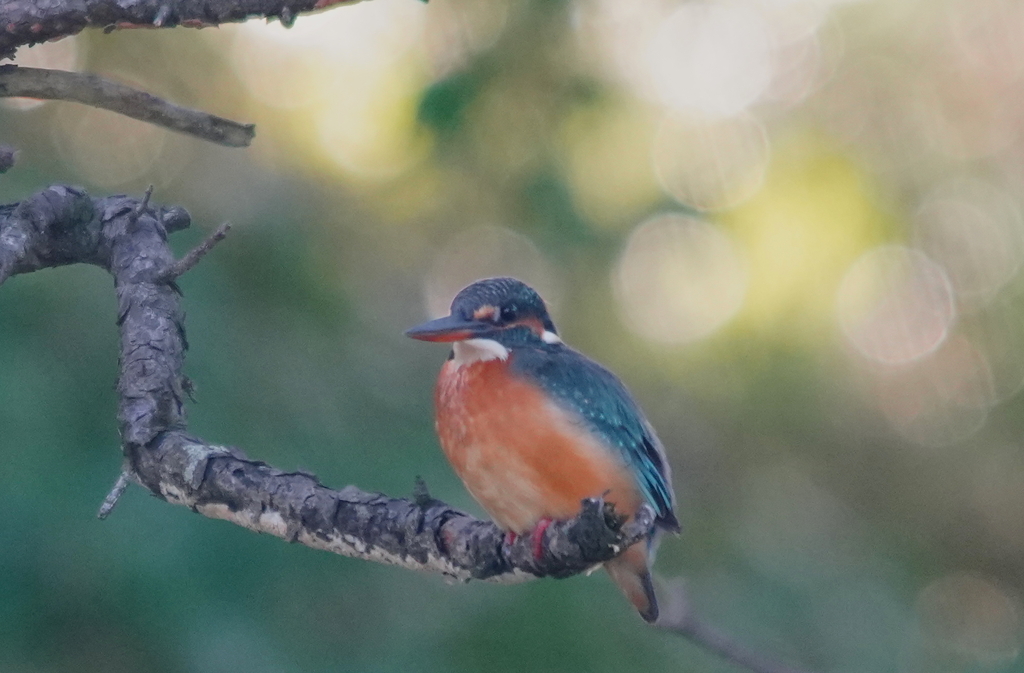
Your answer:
[511,316,545,336]
[473,305,497,322]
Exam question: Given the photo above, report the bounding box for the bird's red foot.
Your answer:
[530,518,553,561]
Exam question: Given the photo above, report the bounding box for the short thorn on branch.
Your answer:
[0,145,18,173]
[131,185,155,224]
[411,476,438,507]
[159,222,232,281]
[97,470,133,519]
[153,4,173,27]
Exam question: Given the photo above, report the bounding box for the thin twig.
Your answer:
[97,470,132,519]
[0,145,18,173]
[0,66,255,147]
[658,580,816,673]
[125,185,156,232]
[135,186,154,218]
[159,222,232,281]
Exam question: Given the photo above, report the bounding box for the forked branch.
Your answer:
[0,184,654,584]
[0,185,816,673]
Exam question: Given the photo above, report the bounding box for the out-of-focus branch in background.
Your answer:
[0,66,255,146]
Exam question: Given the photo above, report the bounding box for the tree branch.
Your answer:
[0,185,816,672]
[0,0,367,61]
[0,66,255,147]
[0,184,654,584]
[658,581,816,673]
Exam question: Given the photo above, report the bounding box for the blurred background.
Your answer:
[2,0,1024,670]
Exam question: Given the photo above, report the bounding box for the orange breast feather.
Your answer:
[435,357,640,533]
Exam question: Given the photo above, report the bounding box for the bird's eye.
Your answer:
[499,305,517,322]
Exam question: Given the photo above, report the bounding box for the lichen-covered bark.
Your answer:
[0,184,654,584]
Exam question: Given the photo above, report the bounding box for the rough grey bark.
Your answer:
[0,184,654,584]
[0,0,362,61]
[0,0,818,666]
[0,184,818,673]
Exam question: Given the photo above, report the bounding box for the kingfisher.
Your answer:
[406,277,679,622]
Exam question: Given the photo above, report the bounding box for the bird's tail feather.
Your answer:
[605,543,658,623]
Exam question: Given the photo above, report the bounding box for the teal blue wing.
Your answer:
[510,344,679,532]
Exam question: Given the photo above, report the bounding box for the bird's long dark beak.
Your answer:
[404,314,492,342]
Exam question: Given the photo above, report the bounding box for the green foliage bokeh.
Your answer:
[3,0,1024,671]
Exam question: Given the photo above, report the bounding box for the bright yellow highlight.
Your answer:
[315,59,433,183]
[228,0,433,185]
[614,213,747,344]
[722,134,891,337]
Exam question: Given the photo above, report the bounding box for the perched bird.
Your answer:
[406,277,679,622]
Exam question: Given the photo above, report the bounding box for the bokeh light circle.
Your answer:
[762,21,827,108]
[946,0,1024,83]
[52,98,170,189]
[422,0,508,77]
[315,66,431,182]
[913,179,1024,303]
[230,0,430,182]
[645,1,774,117]
[872,335,995,448]
[836,246,955,365]
[912,62,1019,161]
[652,112,770,211]
[917,572,1022,666]
[234,0,424,65]
[231,0,425,109]
[613,213,747,344]
[231,27,327,110]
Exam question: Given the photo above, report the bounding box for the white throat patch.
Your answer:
[452,338,510,367]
